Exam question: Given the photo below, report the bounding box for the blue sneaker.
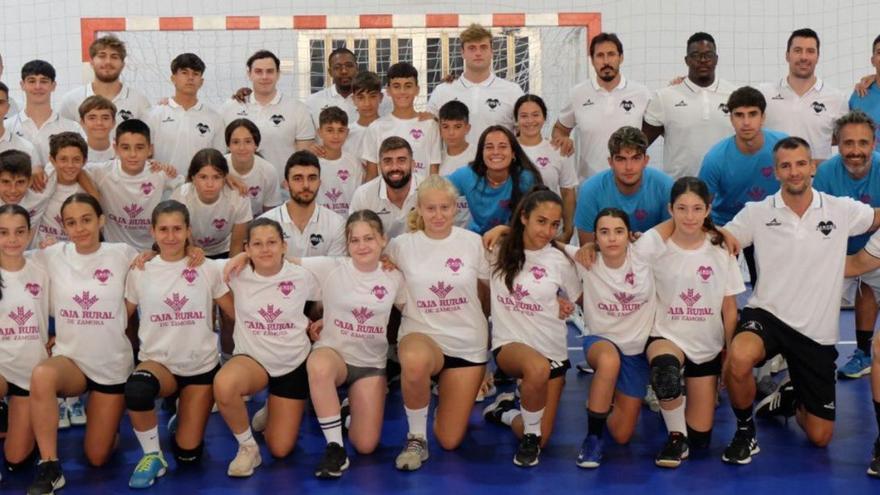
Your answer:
[576,434,603,468]
[839,349,872,379]
[129,452,168,489]
[68,398,86,426]
[167,413,178,435]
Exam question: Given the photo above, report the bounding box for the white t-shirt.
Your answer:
[427,74,524,145]
[343,121,368,158]
[37,181,83,244]
[643,78,736,178]
[490,244,581,362]
[3,176,54,239]
[349,175,421,240]
[228,261,318,376]
[7,110,81,166]
[0,259,50,390]
[758,78,848,160]
[37,242,138,384]
[558,76,652,181]
[440,143,476,229]
[0,127,40,167]
[87,159,183,250]
[361,114,441,179]
[521,139,578,195]
[259,203,346,258]
[59,83,152,125]
[170,183,252,256]
[387,228,490,362]
[565,244,655,356]
[125,258,228,375]
[726,189,874,344]
[225,154,284,216]
[145,99,226,175]
[318,152,364,216]
[638,230,745,363]
[220,92,315,180]
[86,145,115,164]
[301,256,405,368]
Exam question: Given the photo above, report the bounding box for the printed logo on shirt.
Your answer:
[445,257,463,273]
[598,291,643,317]
[581,98,595,107]
[535,156,550,168]
[674,100,688,107]
[668,288,713,320]
[496,284,542,315]
[823,401,835,410]
[811,101,826,114]
[197,236,216,247]
[697,265,714,281]
[337,169,351,182]
[512,283,530,301]
[410,128,424,140]
[860,193,872,204]
[248,186,261,198]
[118,109,134,121]
[765,218,782,227]
[141,182,155,195]
[420,281,467,312]
[620,100,634,112]
[164,292,189,312]
[278,280,294,297]
[8,306,33,326]
[430,281,454,299]
[152,293,204,326]
[741,319,763,332]
[530,266,547,280]
[309,233,324,246]
[93,268,113,284]
[196,123,210,135]
[124,203,144,219]
[816,220,835,236]
[246,304,294,334]
[73,290,99,310]
[371,285,388,300]
[747,186,766,201]
[634,209,648,221]
[679,288,702,307]
[351,306,375,324]
[270,114,285,126]
[760,166,773,178]
[625,271,635,286]
[613,292,635,304]
[161,116,175,123]
[486,98,500,110]
[212,218,228,230]
[771,93,784,100]
[258,304,283,323]
[718,103,730,114]
[324,188,343,203]
[60,292,112,322]
[25,282,42,297]
[182,268,198,284]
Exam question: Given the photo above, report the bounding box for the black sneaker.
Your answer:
[513,433,541,467]
[482,392,516,425]
[655,432,689,468]
[28,460,66,495]
[386,359,401,388]
[755,378,796,418]
[314,442,349,479]
[494,367,515,385]
[721,427,760,465]
[868,438,880,478]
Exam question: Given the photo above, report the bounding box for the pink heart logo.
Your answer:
[140,182,155,195]
[697,265,714,281]
[212,218,227,230]
[337,169,350,181]
[634,209,648,221]
[182,268,198,283]
[760,166,773,178]
[536,156,550,167]
[409,128,424,140]
[248,186,261,197]
[94,268,112,283]
[279,280,294,296]
[25,282,41,296]
[445,258,463,272]
[530,266,547,280]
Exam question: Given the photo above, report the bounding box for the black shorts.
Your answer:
[736,307,838,421]
[174,365,220,390]
[439,354,486,373]
[86,377,125,395]
[267,362,309,400]
[207,252,230,260]
[7,381,29,397]
[493,347,570,380]
[645,336,722,377]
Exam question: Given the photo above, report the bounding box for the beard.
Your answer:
[597,66,618,82]
[384,171,412,190]
[291,190,316,206]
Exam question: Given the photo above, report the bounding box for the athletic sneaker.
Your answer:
[28,460,65,495]
[839,349,872,379]
[68,398,86,426]
[493,367,515,385]
[644,385,660,413]
[868,438,880,478]
[167,414,178,435]
[575,361,595,374]
[57,400,70,429]
[575,434,603,468]
[315,442,349,479]
[128,452,168,488]
[769,355,787,374]
[567,304,586,336]
[513,433,541,467]
[251,404,268,433]
[395,434,429,471]
[655,432,690,468]
[340,397,351,434]
[482,392,516,425]
[756,375,778,398]
[227,443,262,477]
[755,378,796,418]
[721,427,760,465]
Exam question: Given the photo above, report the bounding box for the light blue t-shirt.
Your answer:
[813,151,880,254]
[574,167,673,234]
[849,84,880,150]
[447,166,537,234]
[699,129,787,226]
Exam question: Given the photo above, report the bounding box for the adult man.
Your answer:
[427,24,524,145]
[849,35,880,149]
[758,28,847,163]
[305,47,391,127]
[813,110,880,379]
[350,136,421,240]
[721,137,880,465]
[643,32,735,179]
[552,33,651,181]
[59,34,151,125]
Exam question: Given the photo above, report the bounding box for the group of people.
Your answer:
[0,19,879,495]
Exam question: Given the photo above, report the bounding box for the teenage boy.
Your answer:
[316,106,364,216]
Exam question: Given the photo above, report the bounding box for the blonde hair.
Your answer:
[406,175,461,232]
[460,24,493,45]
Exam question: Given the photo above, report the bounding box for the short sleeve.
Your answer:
[299,256,342,281]
[477,245,491,280]
[427,124,442,165]
[643,90,665,127]
[846,196,875,236]
[724,203,754,248]
[631,228,666,264]
[865,230,880,258]
[211,121,227,152]
[724,252,746,296]
[124,267,141,305]
[558,256,582,301]
[574,181,600,233]
[698,148,722,196]
[392,271,407,305]
[207,260,231,299]
[557,88,577,129]
[361,125,380,164]
[557,152,578,189]
[294,104,317,141]
[233,194,254,224]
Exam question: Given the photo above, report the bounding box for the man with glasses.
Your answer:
[306,47,391,127]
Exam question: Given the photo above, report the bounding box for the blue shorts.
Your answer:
[582,335,649,399]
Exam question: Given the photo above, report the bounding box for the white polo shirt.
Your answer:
[225,154,284,216]
[644,78,736,178]
[349,174,421,240]
[59,83,151,125]
[305,84,392,128]
[259,202,346,258]
[427,74,524,145]
[219,92,315,179]
[7,110,81,166]
[557,76,651,181]
[0,127,40,167]
[361,114,441,179]
[725,189,874,344]
[758,78,848,160]
[146,99,226,175]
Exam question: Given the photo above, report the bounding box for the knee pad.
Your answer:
[172,436,204,465]
[5,448,37,472]
[687,425,712,449]
[650,354,683,401]
[124,370,160,412]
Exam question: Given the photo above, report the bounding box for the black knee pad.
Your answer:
[650,354,683,401]
[5,448,37,472]
[172,436,204,465]
[687,425,712,449]
[124,370,160,412]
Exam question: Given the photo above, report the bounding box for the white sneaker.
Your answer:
[769,355,787,374]
[395,434,429,471]
[68,397,87,426]
[58,399,71,429]
[227,443,262,477]
[251,403,268,433]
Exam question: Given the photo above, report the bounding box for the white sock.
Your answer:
[233,427,257,447]
[134,426,161,455]
[405,405,429,439]
[520,407,544,437]
[660,397,687,435]
[65,396,80,406]
[501,409,521,426]
[318,415,344,446]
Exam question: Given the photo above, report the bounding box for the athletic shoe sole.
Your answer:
[655,451,688,469]
[839,367,871,379]
[513,455,539,467]
[315,458,349,479]
[868,466,879,478]
[129,466,167,489]
[721,445,761,465]
[575,459,600,469]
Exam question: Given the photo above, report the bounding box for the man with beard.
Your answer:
[59,35,150,125]
[259,149,346,257]
[758,29,847,164]
[306,47,391,128]
[813,110,880,379]
[350,136,421,240]
[551,33,651,181]
[643,32,735,179]
[721,136,880,465]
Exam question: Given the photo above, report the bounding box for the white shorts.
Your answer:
[842,267,880,305]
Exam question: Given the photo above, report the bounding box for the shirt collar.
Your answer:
[86,83,130,101]
[378,174,420,202]
[168,98,203,111]
[18,110,61,125]
[0,129,10,143]
[781,77,824,94]
[772,188,822,209]
[282,201,321,226]
[590,74,629,93]
[683,77,720,93]
[460,74,497,89]
[248,91,283,106]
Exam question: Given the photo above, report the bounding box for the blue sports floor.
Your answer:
[3,309,879,494]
